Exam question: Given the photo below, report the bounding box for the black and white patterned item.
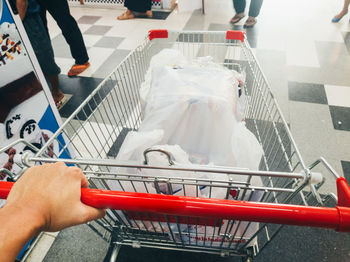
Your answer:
[0,114,54,181]
[5,114,43,145]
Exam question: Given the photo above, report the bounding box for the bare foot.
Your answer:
[52,89,64,103]
[117,10,135,20]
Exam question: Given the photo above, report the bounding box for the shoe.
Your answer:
[117,11,135,20]
[244,17,257,28]
[68,62,90,77]
[231,14,245,24]
[332,16,341,23]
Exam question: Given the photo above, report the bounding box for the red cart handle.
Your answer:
[1,178,350,232]
[148,30,246,42]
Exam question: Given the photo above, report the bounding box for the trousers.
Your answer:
[233,0,263,17]
[37,0,89,65]
[124,0,152,13]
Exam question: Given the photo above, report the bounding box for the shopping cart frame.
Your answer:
[1,30,349,261]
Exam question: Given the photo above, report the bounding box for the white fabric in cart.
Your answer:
[140,51,243,167]
[107,129,200,197]
[108,49,263,247]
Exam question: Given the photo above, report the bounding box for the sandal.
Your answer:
[67,62,90,77]
[231,13,245,24]
[55,94,69,110]
[244,17,257,28]
[117,11,135,20]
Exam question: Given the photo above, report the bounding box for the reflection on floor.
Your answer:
[36,0,350,261]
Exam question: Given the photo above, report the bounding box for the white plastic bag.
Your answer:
[107,129,164,194]
[112,49,264,244]
[140,49,187,113]
[139,57,241,167]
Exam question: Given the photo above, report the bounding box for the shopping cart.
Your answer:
[1,30,350,262]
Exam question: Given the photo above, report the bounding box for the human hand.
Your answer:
[4,162,106,232]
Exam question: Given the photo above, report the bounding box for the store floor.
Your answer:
[28,0,350,261]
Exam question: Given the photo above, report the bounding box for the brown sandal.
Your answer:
[231,13,245,24]
[117,11,135,20]
[145,10,153,18]
[244,17,257,28]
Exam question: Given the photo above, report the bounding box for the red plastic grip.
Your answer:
[337,177,350,207]
[1,181,350,232]
[149,30,168,41]
[0,181,12,199]
[226,30,246,42]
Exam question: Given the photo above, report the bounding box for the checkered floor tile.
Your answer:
[288,81,350,133]
[288,81,328,104]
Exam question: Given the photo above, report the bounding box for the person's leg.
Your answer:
[37,1,49,37]
[248,0,263,17]
[117,9,135,20]
[145,0,153,18]
[244,0,263,28]
[48,75,64,103]
[332,0,350,22]
[44,0,89,66]
[231,0,246,23]
[22,15,62,102]
[118,0,152,20]
[233,0,246,14]
[125,0,151,12]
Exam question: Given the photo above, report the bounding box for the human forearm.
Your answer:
[0,205,43,262]
[0,163,105,260]
[16,0,28,20]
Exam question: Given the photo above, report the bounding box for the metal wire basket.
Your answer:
[1,30,349,261]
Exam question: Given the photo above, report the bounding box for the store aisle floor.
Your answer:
[27,0,350,261]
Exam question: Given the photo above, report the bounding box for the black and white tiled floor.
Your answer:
[57,74,104,118]
[27,0,350,260]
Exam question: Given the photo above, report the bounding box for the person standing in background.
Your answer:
[16,0,65,108]
[117,0,152,20]
[37,0,90,77]
[230,0,263,28]
[332,0,350,22]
